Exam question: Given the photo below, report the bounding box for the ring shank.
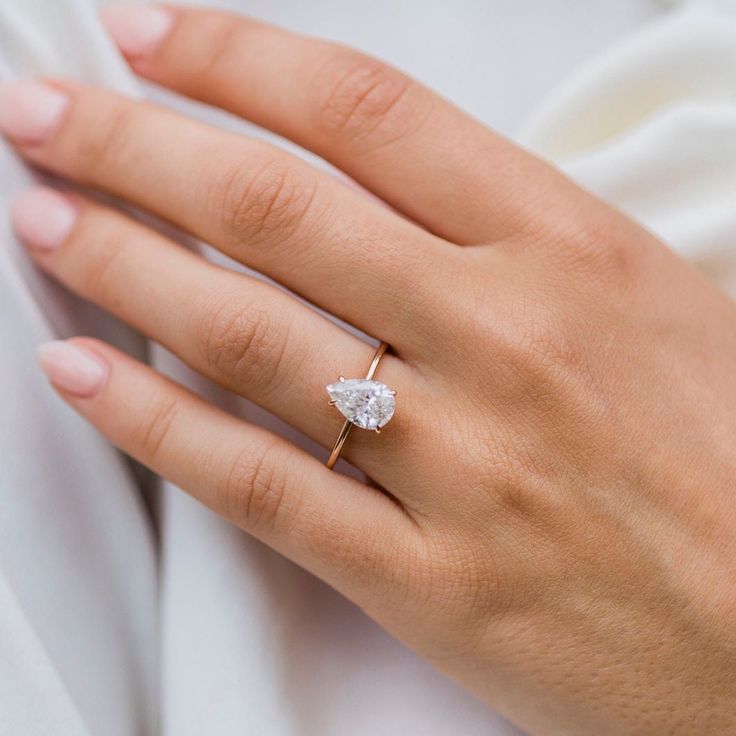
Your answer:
[326,341,389,470]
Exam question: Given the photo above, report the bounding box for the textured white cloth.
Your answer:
[1,1,733,734]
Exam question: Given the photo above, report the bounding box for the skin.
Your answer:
[6,7,736,734]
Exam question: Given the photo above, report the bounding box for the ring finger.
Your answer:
[12,188,426,485]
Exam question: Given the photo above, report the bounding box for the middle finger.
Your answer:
[1,81,457,353]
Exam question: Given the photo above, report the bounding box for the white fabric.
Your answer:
[1,1,733,734]
[521,0,736,295]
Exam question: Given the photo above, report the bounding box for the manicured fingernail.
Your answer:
[11,187,78,251]
[0,81,69,143]
[37,341,109,398]
[101,3,173,58]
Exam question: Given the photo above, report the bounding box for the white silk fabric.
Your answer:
[0,1,733,734]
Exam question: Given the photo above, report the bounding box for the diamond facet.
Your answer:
[326,378,396,430]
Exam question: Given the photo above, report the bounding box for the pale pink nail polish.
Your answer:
[101,3,173,58]
[36,341,110,398]
[12,188,78,251]
[0,81,69,143]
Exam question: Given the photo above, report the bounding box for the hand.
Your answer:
[3,5,735,734]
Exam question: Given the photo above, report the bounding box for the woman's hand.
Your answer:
[3,5,735,734]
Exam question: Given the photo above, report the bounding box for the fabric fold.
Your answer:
[520,0,736,293]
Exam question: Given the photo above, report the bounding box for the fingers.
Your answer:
[99,3,587,245]
[36,337,416,603]
[12,187,421,481]
[0,80,453,350]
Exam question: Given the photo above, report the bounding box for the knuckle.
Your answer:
[463,426,571,546]
[457,301,588,423]
[471,285,581,378]
[549,209,642,286]
[77,221,131,305]
[199,297,292,397]
[194,17,248,84]
[311,49,416,147]
[75,215,140,309]
[224,442,292,534]
[67,97,138,175]
[484,446,561,522]
[133,392,179,463]
[218,154,318,246]
[594,233,642,285]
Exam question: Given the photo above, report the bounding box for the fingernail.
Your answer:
[37,341,110,398]
[0,81,69,143]
[12,187,78,251]
[101,3,173,58]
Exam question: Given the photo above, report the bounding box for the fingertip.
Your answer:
[12,187,79,252]
[37,340,110,398]
[0,80,69,143]
[101,3,174,59]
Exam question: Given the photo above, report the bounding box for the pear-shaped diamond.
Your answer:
[326,378,395,430]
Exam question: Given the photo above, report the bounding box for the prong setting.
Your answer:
[325,341,391,470]
[326,378,396,431]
